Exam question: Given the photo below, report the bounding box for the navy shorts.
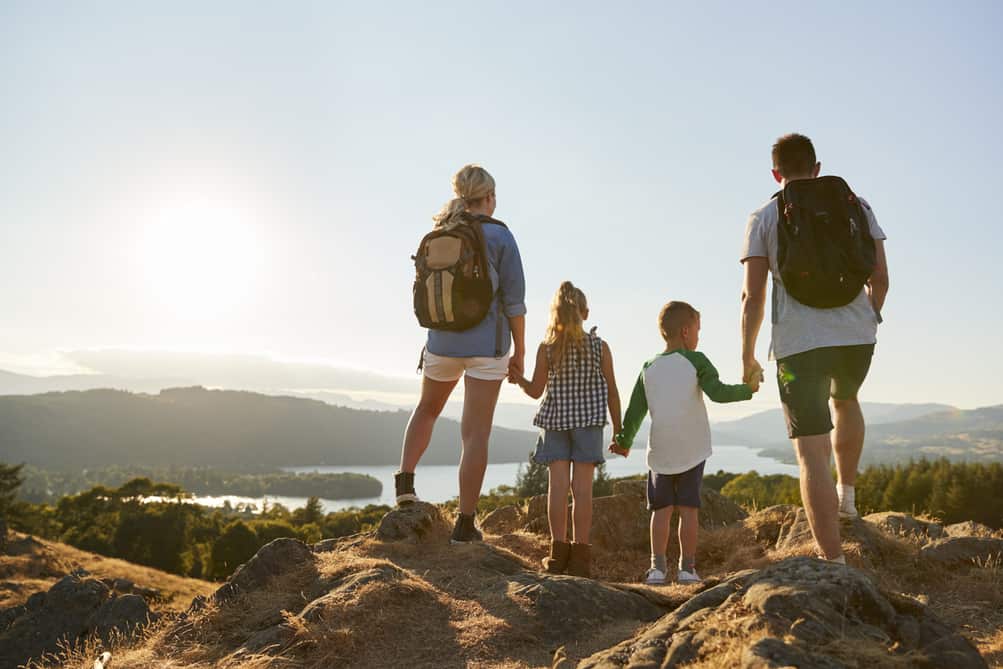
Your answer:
[647,461,705,510]
[532,427,605,465]
[776,344,875,438]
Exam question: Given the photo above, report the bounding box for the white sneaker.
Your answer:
[644,568,667,585]
[677,569,702,584]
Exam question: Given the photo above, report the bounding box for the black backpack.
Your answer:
[776,176,876,309]
[412,213,505,332]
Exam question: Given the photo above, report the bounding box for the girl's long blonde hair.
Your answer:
[544,281,589,370]
[433,164,495,228]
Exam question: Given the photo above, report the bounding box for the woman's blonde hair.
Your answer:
[544,281,589,370]
[433,164,496,227]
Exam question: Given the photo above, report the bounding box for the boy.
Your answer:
[610,301,758,584]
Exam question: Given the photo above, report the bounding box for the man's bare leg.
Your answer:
[832,398,865,516]
[793,434,842,560]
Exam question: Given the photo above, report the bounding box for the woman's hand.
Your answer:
[508,353,524,381]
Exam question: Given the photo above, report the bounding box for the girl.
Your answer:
[510,282,621,577]
[396,164,527,545]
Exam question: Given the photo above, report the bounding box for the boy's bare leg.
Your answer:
[793,434,842,559]
[570,462,595,544]
[547,461,571,542]
[677,506,699,571]
[650,506,674,569]
[832,398,865,487]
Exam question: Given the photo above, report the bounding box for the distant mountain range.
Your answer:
[0,387,540,469]
[755,405,1003,465]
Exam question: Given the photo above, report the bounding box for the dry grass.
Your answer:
[14,511,1003,669]
[1,532,215,611]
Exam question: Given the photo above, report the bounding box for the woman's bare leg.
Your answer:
[457,376,503,515]
[399,375,458,473]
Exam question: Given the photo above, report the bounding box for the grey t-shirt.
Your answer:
[740,195,887,361]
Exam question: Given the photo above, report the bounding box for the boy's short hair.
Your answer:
[772,133,816,178]
[659,301,700,341]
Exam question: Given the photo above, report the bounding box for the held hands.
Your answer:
[507,354,524,382]
[743,358,764,394]
[608,441,629,457]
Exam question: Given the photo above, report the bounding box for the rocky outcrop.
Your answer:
[0,570,153,668]
[521,483,748,548]
[213,537,315,603]
[919,536,1003,566]
[945,521,1000,538]
[376,501,451,543]
[864,511,945,541]
[578,557,986,669]
[480,504,523,535]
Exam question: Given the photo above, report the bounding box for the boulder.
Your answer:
[481,505,524,535]
[745,504,800,545]
[864,512,945,541]
[524,483,748,548]
[376,501,451,543]
[501,571,664,644]
[920,536,1003,567]
[87,593,151,641]
[945,521,1000,538]
[213,538,315,603]
[0,572,152,668]
[301,565,406,622]
[578,557,986,669]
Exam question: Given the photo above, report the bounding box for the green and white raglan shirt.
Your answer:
[614,350,752,475]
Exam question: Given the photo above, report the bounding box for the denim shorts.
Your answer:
[532,427,605,465]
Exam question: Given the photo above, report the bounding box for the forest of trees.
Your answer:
[16,464,381,504]
[3,471,390,580]
[2,457,1000,583]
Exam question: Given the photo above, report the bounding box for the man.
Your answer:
[740,133,889,562]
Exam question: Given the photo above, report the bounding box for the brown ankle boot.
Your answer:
[566,542,592,578]
[542,541,571,574]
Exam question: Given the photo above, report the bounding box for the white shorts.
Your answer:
[422,350,510,382]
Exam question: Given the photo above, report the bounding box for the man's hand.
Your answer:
[743,358,764,390]
[608,442,629,457]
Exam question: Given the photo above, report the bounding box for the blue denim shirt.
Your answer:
[426,222,526,358]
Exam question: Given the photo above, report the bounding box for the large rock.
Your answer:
[945,521,1000,539]
[0,572,152,668]
[920,536,1003,566]
[578,557,986,669]
[524,482,748,547]
[213,538,315,603]
[864,512,945,541]
[376,501,451,543]
[481,505,524,535]
[503,571,664,644]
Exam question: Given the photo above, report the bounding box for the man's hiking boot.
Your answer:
[542,541,571,574]
[395,471,418,506]
[450,513,483,544]
[566,542,591,578]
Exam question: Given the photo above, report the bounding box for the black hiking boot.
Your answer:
[450,513,483,544]
[395,471,418,506]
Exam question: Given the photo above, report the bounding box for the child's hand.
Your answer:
[608,442,629,457]
[747,369,764,393]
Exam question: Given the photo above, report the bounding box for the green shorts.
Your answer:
[776,344,875,438]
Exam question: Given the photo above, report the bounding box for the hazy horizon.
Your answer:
[3,2,1002,417]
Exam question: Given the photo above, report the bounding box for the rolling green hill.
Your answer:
[0,387,539,469]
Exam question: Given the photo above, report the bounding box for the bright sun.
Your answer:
[138,197,263,318]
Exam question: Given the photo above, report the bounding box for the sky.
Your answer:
[2,1,1002,419]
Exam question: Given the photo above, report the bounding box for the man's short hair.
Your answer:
[659,301,699,341]
[772,133,817,178]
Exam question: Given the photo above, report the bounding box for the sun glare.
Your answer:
[138,197,264,318]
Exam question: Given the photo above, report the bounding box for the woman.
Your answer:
[396,164,526,544]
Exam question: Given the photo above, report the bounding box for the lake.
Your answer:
[188,444,797,514]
